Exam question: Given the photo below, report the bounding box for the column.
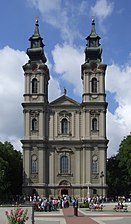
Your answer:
[25,112,30,137]
[86,148,91,181]
[38,147,45,184]
[75,149,81,184]
[82,110,86,138]
[82,147,86,184]
[24,149,30,181]
[49,150,55,185]
[55,112,58,137]
[72,112,75,137]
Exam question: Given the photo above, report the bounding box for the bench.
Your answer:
[89,203,103,211]
[114,204,128,212]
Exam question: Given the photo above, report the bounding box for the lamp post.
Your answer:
[100,171,104,197]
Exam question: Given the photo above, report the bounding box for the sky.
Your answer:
[0,0,131,157]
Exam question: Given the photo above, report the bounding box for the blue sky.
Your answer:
[0,0,131,157]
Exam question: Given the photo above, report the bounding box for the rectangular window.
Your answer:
[60,155,68,174]
[92,161,98,173]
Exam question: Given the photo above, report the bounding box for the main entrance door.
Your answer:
[61,188,68,196]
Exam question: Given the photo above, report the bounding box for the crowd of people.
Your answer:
[29,194,71,211]
[11,194,129,213]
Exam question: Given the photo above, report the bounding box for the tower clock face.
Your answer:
[90,40,96,47]
[33,41,38,47]
[31,63,38,72]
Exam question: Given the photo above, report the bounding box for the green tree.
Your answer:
[116,135,131,196]
[107,134,131,198]
[107,156,127,198]
[0,141,22,202]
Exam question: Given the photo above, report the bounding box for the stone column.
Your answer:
[55,112,58,137]
[38,147,45,184]
[75,148,81,184]
[25,111,30,137]
[24,149,30,181]
[49,150,55,185]
[39,111,43,138]
[82,147,86,184]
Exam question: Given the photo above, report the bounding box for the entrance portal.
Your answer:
[61,189,68,196]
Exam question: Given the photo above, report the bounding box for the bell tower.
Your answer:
[81,18,108,196]
[21,18,50,195]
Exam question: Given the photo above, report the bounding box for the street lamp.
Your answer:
[100,171,104,197]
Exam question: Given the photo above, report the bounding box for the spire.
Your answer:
[90,16,96,37]
[34,16,40,37]
[84,17,102,63]
[26,17,47,63]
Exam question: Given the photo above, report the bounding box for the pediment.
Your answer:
[50,95,80,107]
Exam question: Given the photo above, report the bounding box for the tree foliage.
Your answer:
[0,141,22,202]
[107,134,131,198]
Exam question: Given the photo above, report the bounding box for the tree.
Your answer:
[107,156,127,199]
[116,135,131,196]
[0,141,22,202]
[107,134,131,198]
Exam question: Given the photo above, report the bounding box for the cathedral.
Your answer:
[21,18,108,199]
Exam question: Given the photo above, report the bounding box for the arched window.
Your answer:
[92,160,98,173]
[60,155,68,174]
[32,118,37,131]
[92,155,98,173]
[31,155,38,174]
[61,118,68,134]
[91,77,97,93]
[92,118,97,131]
[32,78,38,94]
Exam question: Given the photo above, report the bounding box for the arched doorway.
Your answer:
[59,180,71,196]
[61,188,68,196]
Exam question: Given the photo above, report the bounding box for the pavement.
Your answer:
[34,202,131,224]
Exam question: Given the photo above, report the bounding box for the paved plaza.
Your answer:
[34,203,131,224]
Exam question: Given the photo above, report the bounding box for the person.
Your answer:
[48,199,52,212]
[72,198,75,208]
[75,198,78,208]
[74,198,78,216]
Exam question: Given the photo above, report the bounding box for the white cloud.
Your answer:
[78,1,89,16]
[91,0,114,33]
[91,0,114,21]
[107,110,127,157]
[52,43,83,96]
[0,46,28,150]
[49,76,61,102]
[106,63,131,157]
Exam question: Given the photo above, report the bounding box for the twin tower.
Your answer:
[21,18,108,199]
